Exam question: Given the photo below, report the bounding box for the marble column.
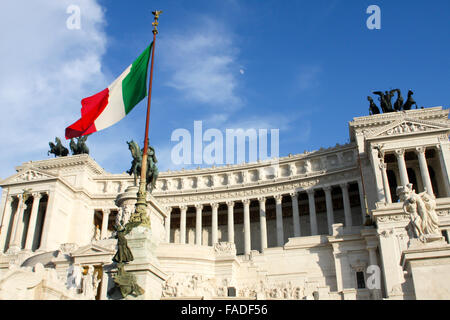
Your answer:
[258,197,268,251]
[24,193,42,251]
[436,144,450,196]
[165,207,172,243]
[243,199,251,255]
[0,195,14,252]
[395,149,409,187]
[379,161,392,204]
[39,191,56,251]
[307,189,318,236]
[340,183,352,228]
[179,205,187,244]
[211,203,219,244]
[323,186,334,235]
[274,194,284,247]
[10,194,25,250]
[369,147,386,202]
[195,204,203,245]
[226,201,235,243]
[100,209,111,240]
[290,192,301,237]
[416,147,434,196]
[357,179,368,224]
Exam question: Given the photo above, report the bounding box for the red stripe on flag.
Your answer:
[65,88,109,139]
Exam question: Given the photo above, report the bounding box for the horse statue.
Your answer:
[402,90,418,111]
[48,137,69,157]
[373,91,394,113]
[69,135,90,155]
[391,89,404,111]
[368,96,380,115]
[126,141,159,192]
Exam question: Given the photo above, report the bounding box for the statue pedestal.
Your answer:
[401,237,450,300]
[123,226,167,300]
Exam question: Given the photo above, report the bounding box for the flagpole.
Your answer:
[132,10,162,227]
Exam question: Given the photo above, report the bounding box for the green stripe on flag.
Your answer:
[122,42,152,115]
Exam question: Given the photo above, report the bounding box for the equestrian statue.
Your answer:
[48,137,69,157]
[368,89,419,115]
[126,140,159,193]
[70,135,90,155]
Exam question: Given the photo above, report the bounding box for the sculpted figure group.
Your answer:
[368,89,418,115]
[396,184,441,242]
[48,136,90,157]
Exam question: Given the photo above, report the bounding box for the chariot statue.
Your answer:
[126,140,159,192]
[70,135,90,155]
[368,89,419,115]
[396,184,440,243]
[48,137,69,157]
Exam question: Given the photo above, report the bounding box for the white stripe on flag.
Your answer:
[94,65,132,131]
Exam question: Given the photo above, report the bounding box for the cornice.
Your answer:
[158,143,357,178]
[16,154,105,175]
[154,166,361,206]
[349,107,448,129]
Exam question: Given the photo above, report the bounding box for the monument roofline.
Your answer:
[348,106,449,141]
[15,154,105,176]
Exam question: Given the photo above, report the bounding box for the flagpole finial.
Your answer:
[152,10,162,35]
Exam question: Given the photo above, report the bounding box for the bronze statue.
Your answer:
[69,135,90,155]
[111,263,145,298]
[373,91,394,113]
[113,225,134,264]
[126,140,159,192]
[403,90,418,110]
[48,137,69,157]
[369,89,420,115]
[368,96,380,115]
[391,89,404,111]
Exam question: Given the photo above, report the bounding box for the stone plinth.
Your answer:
[122,227,167,300]
[401,238,450,300]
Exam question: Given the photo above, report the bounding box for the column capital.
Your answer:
[179,205,188,211]
[226,201,235,207]
[257,197,266,203]
[195,204,203,210]
[415,146,426,154]
[306,188,315,196]
[16,194,23,200]
[323,185,332,192]
[274,194,283,203]
[242,199,250,206]
[289,192,298,199]
[394,149,405,158]
[103,208,112,214]
[379,162,386,170]
[31,192,43,199]
[211,203,219,210]
[339,182,349,190]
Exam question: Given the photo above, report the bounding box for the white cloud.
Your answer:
[297,65,322,91]
[0,0,107,179]
[160,18,242,109]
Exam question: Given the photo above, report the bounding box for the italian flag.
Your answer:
[65,43,152,139]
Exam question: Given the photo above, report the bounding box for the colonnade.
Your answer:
[0,192,48,253]
[165,180,364,255]
[378,146,449,203]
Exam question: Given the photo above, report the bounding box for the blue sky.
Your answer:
[0,0,449,179]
